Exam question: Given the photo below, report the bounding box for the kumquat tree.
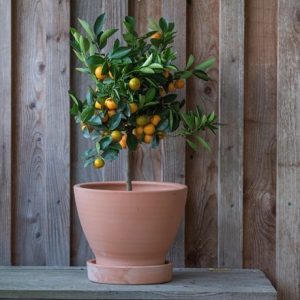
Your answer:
[69,13,218,190]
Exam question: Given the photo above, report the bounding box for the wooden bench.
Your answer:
[0,267,276,299]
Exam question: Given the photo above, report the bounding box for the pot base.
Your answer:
[87,259,172,285]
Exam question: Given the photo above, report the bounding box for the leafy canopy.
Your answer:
[69,13,217,168]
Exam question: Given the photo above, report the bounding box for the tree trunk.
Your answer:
[126,149,133,191]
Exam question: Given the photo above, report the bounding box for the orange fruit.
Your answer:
[151,32,162,39]
[129,77,141,91]
[136,115,148,126]
[105,97,117,110]
[102,114,109,123]
[108,70,114,79]
[150,115,161,126]
[94,101,102,110]
[94,158,105,168]
[143,124,155,135]
[168,82,176,92]
[163,69,169,78]
[129,102,138,113]
[159,87,166,97]
[107,110,116,118]
[111,130,122,142]
[174,79,185,89]
[119,134,127,149]
[144,134,153,144]
[95,66,106,80]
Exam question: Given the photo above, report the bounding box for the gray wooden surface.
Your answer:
[185,0,219,268]
[0,267,276,300]
[277,0,300,299]
[0,0,11,266]
[218,0,244,268]
[243,0,277,285]
[12,0,70,265]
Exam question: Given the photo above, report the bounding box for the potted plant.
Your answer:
[69,14,217,285]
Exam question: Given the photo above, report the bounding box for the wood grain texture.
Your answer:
[12,0,70,265]
[129,0,186,267]
[0,267,276,300]
[185,0,219,268]
[45,0,70,266]
[70,0,128,266]
[12,0,48,265]
[0,0,12,265]
[218,0,244,268]
[243,0,277,285]
[277,0,300,299]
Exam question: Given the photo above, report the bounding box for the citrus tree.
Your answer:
[69,13,217,191]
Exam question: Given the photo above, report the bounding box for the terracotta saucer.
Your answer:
[87,259,172,285]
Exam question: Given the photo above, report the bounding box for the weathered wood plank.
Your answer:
[12,0,48,265]
[12,0,70,265]
[130,0,186,267]
[70,0,128,266]
[244,0,277,285]
[45,0,70,265]
[218,0,244,267]
[277,0,300,299]
[0,0,12,266]
[0,267,276,300]
[185,0,219,268]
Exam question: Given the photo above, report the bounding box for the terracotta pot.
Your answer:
[73,181,187,284]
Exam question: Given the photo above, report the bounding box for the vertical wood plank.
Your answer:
[130,0,186,267]
[0,0,12,265]
[244,0,277,284]
[277,0,300,299]
[185,0,219,268]
[12,0,48,265]
[218,0,244,267]
[71,0,128,266]
[45,0,70,266]
[12,0,70,265]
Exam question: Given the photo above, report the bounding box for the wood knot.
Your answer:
[204,86,212,95]
[29,102,36,109]
[38,63,46,73]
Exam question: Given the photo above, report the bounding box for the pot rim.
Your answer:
[74,181,187,194]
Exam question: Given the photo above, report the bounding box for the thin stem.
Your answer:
[126,149,133,191]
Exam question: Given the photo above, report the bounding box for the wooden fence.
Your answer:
[0,0,299,299]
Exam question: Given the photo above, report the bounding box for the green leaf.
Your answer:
[159,17,167,32]
[100,136,112,150]
[193,69,210,81]
[86,55,105,66]
[186,139,197,151]
[75,67,90,74]
[169,110,173,130]
[99,28,118,49]
[88,115,102,126]
[94,13,106,36]
[148,63,163,69]
[81,106,94,123]
[124,16,136,32]
[110,47,131,59]
[86,87,94,106]
[157,119,169,131]
[145,87,156,102]
[78,18,94,40]
[127,133,138,151]
[143,101,159,108]
[108,113,122,130]
[79,35,90,53]
[142,54,153,67]
[186,54,194,69]
[84,157,94,168]
[195,135,211,150]
[195,57,216,71]
[68,90,79,106]
[178,70,193,79]
[140,67,155,74]
[102,148,119,161]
